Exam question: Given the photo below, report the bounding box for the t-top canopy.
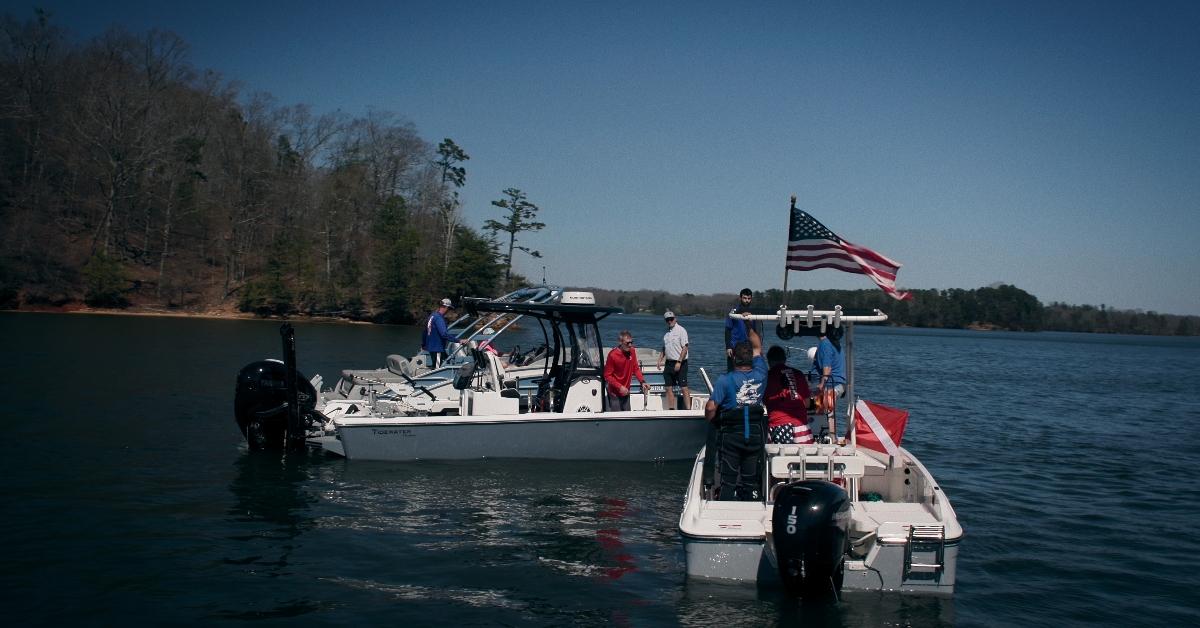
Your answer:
[463,297,622,323]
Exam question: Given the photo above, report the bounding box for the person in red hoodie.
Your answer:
[764,345,815,444]
[604,330,648,411]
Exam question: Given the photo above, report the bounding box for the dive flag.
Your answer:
[786,206,912,300]
[852,399,909,457]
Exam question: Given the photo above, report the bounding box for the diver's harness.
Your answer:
[716,404,766,440]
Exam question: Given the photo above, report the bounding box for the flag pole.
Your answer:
[781,195,795,305]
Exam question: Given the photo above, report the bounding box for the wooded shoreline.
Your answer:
[6,285,1196,337]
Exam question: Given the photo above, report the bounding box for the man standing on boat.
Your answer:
[724,288,763,372]
[815,328,846,441]
[764,346,814,444]
[657,311,691,410]
[705,318,767,500]
[421,298,455,368]
[603,330,648,411]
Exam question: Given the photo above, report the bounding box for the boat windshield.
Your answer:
[571,321,603,372]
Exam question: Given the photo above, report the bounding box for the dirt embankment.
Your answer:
[3,302,374,324]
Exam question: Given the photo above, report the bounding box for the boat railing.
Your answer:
[731,304,888,333]
[762,444,882,504]
[698,367,714,395]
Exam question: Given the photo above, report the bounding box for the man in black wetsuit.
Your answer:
[705,317,768,501]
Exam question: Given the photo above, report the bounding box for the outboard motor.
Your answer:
[771,480,850,598]
[234,359,317,451]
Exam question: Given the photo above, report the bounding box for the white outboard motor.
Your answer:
[771,480,850,598]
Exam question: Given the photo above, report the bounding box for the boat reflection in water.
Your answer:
[279,458,679,623]
[678,581,956,627]
[222,453,324,620]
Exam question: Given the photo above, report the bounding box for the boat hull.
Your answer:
[843,542,960,594]
[324,411,709,461]
[681,535,960,594]
[681,534,775,583]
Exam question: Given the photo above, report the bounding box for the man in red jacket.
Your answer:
[604,330,648,411]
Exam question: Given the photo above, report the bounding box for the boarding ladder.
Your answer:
[904,524,946,582]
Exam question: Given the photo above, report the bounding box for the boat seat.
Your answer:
[855,502,940,536]
[486,352,509,389]
[386,354,409,376]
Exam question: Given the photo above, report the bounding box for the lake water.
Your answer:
[4,311,1199,626]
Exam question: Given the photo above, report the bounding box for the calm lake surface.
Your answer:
[4,311,1199,626]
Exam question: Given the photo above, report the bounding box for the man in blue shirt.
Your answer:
[706,316,767,501]
[421,298,455,367]
[814,328,846,441]
[724,288,763,372]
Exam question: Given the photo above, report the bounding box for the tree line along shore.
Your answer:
[7,283,1196,338]
[1,12,541,325]
[1,13,1194,336]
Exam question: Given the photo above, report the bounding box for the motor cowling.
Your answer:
[771,480,850,598]
[234,360,317,451]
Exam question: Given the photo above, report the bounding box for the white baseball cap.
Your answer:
[440,298,455,308]
[663,310,675,319]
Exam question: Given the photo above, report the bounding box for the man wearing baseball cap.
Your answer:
[421,298,456,368]
[655,310,691,410]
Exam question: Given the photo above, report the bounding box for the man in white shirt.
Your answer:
[656,310,691,410]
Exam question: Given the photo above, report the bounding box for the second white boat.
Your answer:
[678,306,962,597]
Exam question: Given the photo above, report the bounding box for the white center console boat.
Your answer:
[678,306,962,597]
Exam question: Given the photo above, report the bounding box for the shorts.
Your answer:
[769,423,814,445]
[664,359,688,387]
[606,391,631,412]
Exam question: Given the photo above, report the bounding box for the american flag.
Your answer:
[786,206,912,300]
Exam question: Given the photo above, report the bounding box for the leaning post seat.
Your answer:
[386,354,409,376]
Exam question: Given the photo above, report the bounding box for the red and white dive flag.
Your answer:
[852,399,909,457]
[785,206,912,300]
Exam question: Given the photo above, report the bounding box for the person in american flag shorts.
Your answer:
[763,345,815,444]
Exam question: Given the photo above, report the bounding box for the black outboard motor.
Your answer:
[234,360,317,451]
[771,480,850,598]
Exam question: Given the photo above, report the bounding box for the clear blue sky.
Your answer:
[11,0,1200,315]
